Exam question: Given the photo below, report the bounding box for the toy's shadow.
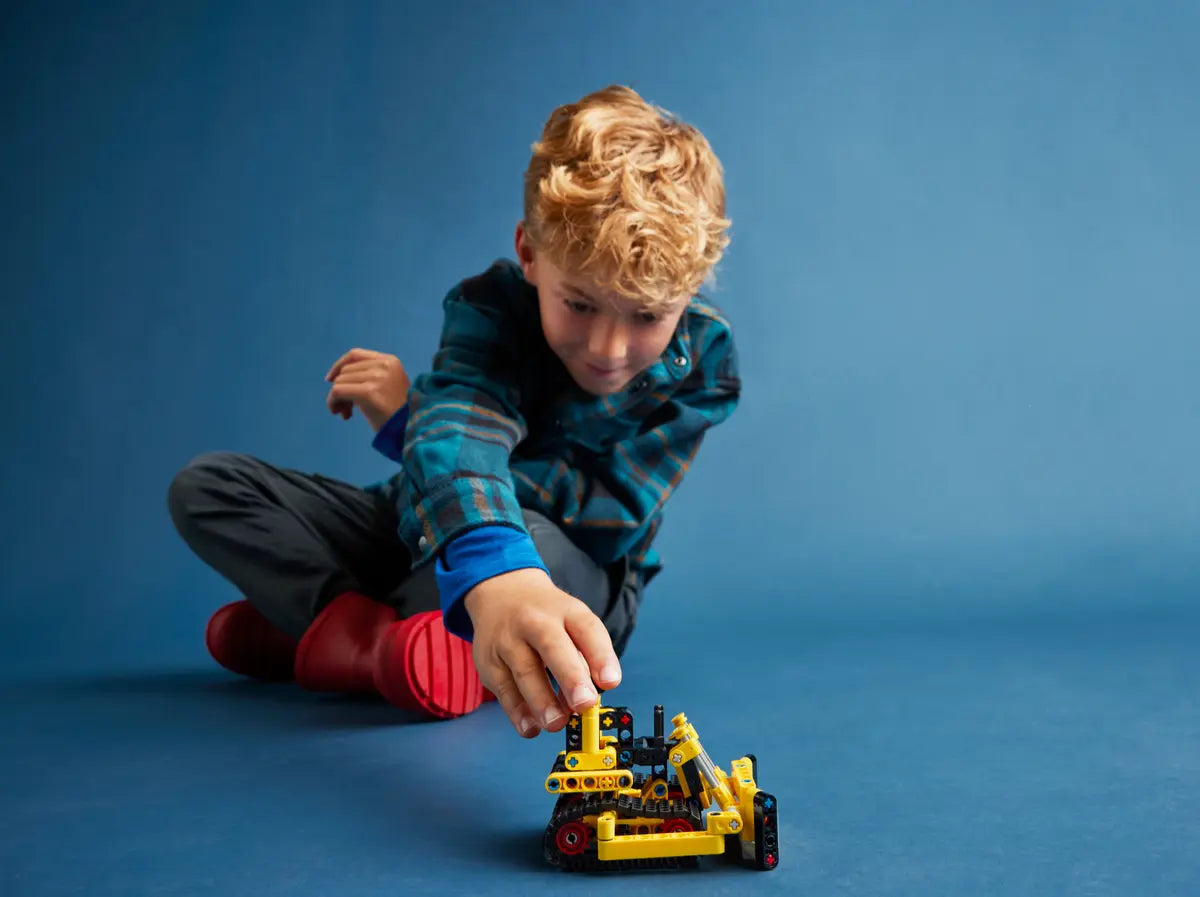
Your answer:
[472,826,548,871]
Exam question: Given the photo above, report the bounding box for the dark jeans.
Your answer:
[166,451,640,655]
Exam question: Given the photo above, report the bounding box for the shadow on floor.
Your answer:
[10,666,431,730]
[5,664,569,876]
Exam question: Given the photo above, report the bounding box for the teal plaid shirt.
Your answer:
[371,258,741,586]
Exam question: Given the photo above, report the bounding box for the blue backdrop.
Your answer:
[4,3,1200,896]
[4,0,1196,676]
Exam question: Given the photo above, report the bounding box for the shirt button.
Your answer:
[674,355,688,367]
[418,536,428,550]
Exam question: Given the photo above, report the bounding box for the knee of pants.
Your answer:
[166,451,245,534]
[520,509,610,618]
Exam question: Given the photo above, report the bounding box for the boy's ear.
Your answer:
[514,221,538,284]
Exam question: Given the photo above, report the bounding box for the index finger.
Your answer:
[532,625,599,714]
[566,608,621,691]
[325,347,375,381]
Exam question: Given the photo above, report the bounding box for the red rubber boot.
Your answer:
[293,591,487,720]
[205,600,299,681]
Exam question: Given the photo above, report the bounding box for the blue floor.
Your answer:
[4,608,1197,896]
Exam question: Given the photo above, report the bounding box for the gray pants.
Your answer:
[167,452,640,655]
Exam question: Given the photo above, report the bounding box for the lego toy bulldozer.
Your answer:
[542,699,779,872]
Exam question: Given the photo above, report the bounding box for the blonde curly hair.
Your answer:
[522,85,731,311]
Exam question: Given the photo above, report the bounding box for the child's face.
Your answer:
[515,225,687,396]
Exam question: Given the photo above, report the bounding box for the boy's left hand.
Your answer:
[325,348,410,432]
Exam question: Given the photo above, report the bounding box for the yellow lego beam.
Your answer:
[596,831,726,861]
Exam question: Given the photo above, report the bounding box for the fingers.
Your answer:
[504,640,571,731]
[566,608,622,691]
[328,369,377,387]
[331,358,383,380]
[485,628,592,735]
[530,622,599,717]
[482,653,542,739]
[326,380,365,416]
[325,348,382,381]
[326,370,384,419]
[325,350,355,382]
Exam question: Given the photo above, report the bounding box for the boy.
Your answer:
[167,85,740,740]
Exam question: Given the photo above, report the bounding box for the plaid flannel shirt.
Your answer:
[372,258,741,583]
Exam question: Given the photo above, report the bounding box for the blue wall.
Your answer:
[3,0,1197,676]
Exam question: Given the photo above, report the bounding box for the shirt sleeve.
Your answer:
[375,379,544,640]
[391,267,532,566]
[512,315,741,565]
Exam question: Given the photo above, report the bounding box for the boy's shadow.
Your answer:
[50,668,416,727]
[17,667,549,871]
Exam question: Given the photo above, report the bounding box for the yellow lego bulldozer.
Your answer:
[542,698,780,872]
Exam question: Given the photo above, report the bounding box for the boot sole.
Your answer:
[377,612,484,719]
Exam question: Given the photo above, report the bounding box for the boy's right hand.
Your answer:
[463,568,622,738]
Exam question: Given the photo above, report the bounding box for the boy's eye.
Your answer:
[564,297,593,314]
[637,311,659,324]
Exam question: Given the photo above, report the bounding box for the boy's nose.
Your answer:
[588,320,627,362]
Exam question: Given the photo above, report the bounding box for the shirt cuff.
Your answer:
[371,405,410,463]
[435,524,548,641]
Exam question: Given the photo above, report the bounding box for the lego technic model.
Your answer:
[542,699,779,872]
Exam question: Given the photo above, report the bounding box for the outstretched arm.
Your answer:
[387,265,623,741]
